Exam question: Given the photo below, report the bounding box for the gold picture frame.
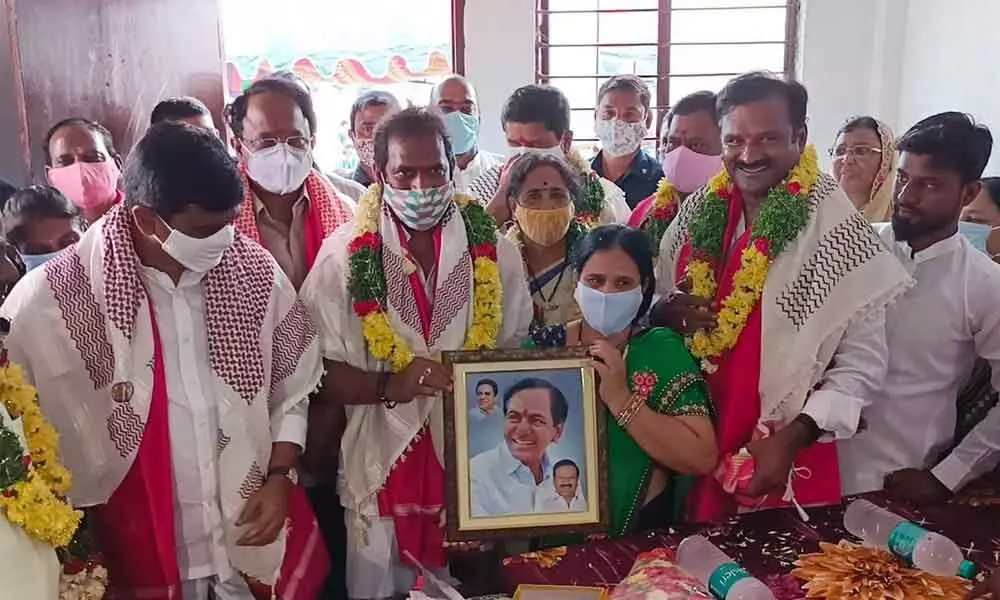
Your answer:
[513,584,609,600]
[442,347,609,541]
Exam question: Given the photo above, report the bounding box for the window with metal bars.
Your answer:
[536,0,799,157]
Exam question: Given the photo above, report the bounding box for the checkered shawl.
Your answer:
[657,172,913,423]
[0,203,323,584]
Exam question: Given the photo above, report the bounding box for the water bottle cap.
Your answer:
[958,560,977,579]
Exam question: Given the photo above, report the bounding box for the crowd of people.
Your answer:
[0,68,998,600]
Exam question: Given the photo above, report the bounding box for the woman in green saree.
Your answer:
[566,224,717,536]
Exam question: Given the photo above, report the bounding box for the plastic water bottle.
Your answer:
[676,535,776,600]
[843,499,977,578]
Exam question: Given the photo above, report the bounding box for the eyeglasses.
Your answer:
[245,136,310,151]
[829,145,883,160]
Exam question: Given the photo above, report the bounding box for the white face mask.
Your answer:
[507,144,565,160]
[595,118,646,158]
[245,142,313,195]
[159,221,235,273]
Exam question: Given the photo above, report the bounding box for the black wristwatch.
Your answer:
[378,372,396,409]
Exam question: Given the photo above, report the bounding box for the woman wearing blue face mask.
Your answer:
[960,176,1000,260]
[1,185,82,272]
[562,225,717,536]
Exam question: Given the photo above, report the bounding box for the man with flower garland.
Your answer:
[300,107,532,599]
[652,72,911,521]
[468,84,630,228]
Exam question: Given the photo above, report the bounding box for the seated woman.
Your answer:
[44,117,123,225]
[2,185,82,271]
[830,116,896,222]
[565,225,717,535]
[505,153,589,348]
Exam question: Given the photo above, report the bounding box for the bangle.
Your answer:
[378,372,396,409]
[615,394,644,429]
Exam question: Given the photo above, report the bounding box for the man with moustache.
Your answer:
[469,378,569,516]
[838,112,1000,503]
[652,72,911,520]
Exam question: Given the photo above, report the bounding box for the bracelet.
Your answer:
[615,393,644,429]
[378,372,397,409]
[266,465,297,484]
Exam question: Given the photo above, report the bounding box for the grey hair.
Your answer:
[507,153,582,203]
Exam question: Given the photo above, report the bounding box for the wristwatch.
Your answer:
[378,371,397,409]
[266,465,298,485]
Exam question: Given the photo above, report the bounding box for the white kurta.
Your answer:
[454,150,503,195]
[838,227,1000,495]
[139,266,307,583]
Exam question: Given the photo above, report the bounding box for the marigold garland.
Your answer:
[349,185,502,372]
[685,146,820,372]
[640,177,682,248]
[0,363,81,547]
[565,148,608,226]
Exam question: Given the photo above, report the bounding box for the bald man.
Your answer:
[431,75,503,193]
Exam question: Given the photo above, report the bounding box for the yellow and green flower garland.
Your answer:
[685,145,820,372]
[348,185,502,371]
[0,362,81,547]
[565,148,608,226]
[640,177,681,247]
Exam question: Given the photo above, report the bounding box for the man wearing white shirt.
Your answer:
[534,459,588,513]
[839,112,1000,503]
[470,377,568,516]
[0,123,324,599]
[431,75,503,194]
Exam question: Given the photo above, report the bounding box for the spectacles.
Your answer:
[245,136,310,151]
[829,145,883,160]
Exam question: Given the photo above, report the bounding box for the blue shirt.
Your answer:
[469,441,552,517]
[591,150,663,209]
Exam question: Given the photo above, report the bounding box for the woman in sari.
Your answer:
[565,225,717,535]
[830,116,896,222]
[506,153,589,348]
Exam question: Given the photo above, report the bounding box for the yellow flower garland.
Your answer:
[0,363,81,547]
[686,146,820,371]
[353,185,502,372]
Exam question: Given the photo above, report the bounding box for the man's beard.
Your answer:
[891,212,925,242]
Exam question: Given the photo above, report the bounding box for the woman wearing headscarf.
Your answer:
[830,116,896,222]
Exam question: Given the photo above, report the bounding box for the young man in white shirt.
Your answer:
[838,112,1000,504]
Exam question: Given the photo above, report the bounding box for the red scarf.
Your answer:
[376,222,447,570]
[234,169,353,270]
[679,191,840,522]
[90,309,330,599]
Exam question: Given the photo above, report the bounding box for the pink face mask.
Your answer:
[47,161,121,210]
[661,145,723,194]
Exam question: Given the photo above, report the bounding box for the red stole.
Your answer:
[376,222,447,569]
[90,309,330,599]
[679,192,840,523]
[91,310,181,599]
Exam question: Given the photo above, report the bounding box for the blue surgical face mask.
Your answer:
[574,282,644,337]
[21,250,62,272]
[443,111,479,156]
[959,221,991,254]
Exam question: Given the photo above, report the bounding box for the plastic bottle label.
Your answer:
[708,562,751,599]
[888,521,926,564]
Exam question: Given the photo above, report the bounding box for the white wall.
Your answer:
[896,0,1000,173]
[464,0,535,154]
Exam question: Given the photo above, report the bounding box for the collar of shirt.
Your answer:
[253,187,309,219]
[497,439,552,481]
[882,225,963,268]
[138,261,207,291]
[591,150,663,207]
[352,164,374,187]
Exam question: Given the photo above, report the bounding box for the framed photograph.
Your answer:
[513,585,609,600]
[442,347,608,541]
